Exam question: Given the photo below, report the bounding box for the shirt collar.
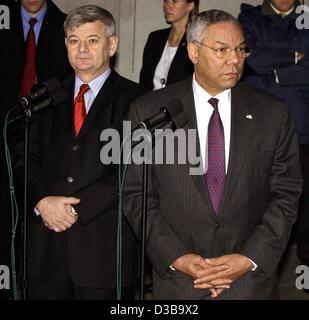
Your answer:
[270,3,294,16]
[192,74,231,106]
[74,68,112,98]
[21,3,47,24]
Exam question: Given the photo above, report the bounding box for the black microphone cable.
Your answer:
[2,85,66,300]
[3,110,19,300]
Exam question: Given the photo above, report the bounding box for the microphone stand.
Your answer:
[123,120,177,300]
[140,158,149,300]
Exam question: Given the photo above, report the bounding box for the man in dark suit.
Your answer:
[16,5,141,299]
[124,10,302,299]
[238,0,309,281]
[0,0,71,300]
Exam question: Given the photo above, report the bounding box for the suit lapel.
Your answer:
[57,74,74,140]
[218,82,255,217]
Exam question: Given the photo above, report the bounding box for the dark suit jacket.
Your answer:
[0,1,72,279]
[20,70,142,288]
[124,77,302,299]
[0,0,72,111]
[139,28,193,91]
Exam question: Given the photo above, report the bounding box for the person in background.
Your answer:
[238,0,309,282]
[139,0,199,91]
[0,0,71,300]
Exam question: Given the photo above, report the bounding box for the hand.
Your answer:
[37,196,80,232]
[172,254,230,281]
[194,254,253,290]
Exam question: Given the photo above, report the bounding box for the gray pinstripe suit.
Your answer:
[124,77,302,299]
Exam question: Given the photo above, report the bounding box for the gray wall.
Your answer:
[53,0,301,82]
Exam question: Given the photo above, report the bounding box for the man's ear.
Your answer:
[187,42,198,64]
[109,36,118,57]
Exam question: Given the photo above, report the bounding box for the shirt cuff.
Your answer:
[34,207,41,216]
[248,258,258,271]
[295,51,298,64]
[274,69,279,84]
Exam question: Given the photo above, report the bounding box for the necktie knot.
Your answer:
[78,83,90,95]
[29,18,37,28]
[76,84,90,101]
[208,97,219,111]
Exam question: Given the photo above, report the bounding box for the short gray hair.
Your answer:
[187,10,241,43]
[64,5,116,37]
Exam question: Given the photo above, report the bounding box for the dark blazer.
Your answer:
[139,28,194,91]
[239,0,309,144]
[0,0,72,111]
[0,1,71,298]
[124,77,302,299]
[21,70,142,288]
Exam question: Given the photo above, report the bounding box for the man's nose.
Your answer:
[78,40,89,52]
[227,49,241,64]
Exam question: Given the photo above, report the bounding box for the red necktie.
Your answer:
[205,98,225,214]
[74,84,90,136]
[20,18,37,97]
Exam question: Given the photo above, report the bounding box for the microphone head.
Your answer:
[50,89,67,107]
[29,77,61,101]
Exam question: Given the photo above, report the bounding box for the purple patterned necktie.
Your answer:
[206,98,225,214]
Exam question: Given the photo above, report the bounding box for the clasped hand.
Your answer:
[172,253,253,298]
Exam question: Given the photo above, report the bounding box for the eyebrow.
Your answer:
[67,34,101,39]
[215,40,246,46]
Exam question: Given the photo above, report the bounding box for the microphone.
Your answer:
[12,78,61,110]
[130,101,185,149]
[133,100,184,131]
[12,89,67,121]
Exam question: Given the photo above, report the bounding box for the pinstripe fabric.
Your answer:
[124,77,302,299]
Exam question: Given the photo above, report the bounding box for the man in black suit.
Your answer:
[0,0,71,300]
[17,5,141,299]
[124,10,302,299]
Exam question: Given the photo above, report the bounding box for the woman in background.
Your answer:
[140,0,199,91]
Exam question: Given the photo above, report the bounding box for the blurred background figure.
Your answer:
[139,0,199,91]
[0,0,71,299]
[238,0,309,289]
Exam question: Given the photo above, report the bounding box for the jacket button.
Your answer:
[214,223,219,230]
[67,177,74,183]
[72,145,78,151]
